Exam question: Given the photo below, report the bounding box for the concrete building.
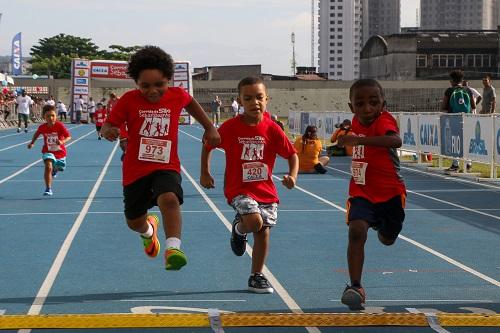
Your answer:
[318,0,363,80]
[420,0,498,30]
[362,0,401,45]
[360,30,499,82]
[192,65,261,81]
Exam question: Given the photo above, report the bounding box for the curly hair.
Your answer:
[300,125,318,152]
[127,46,174,82]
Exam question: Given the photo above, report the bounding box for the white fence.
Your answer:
[288,111,500,179]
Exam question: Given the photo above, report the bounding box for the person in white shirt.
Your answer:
[74,95,85,123]
[57,100,68,121]
[15,90,33,133]
[45,95,56,107]
[87,96,96,123]
[462,80,482,114]
[231,97,239,118]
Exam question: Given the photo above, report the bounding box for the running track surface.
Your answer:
[0,124,498,333]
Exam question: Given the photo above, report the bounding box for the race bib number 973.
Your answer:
[138,137,171,163]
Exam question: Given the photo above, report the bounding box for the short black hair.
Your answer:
[42,104,56,116]
[449,69,464,84]
[127,45,174,82]
[349,79,384,100]
[237,76,266,95]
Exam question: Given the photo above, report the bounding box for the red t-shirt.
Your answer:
[349,111,406,203]
[36,121,70,159]
[206,116,296,204]
[105,87,192,185]
[94,108,107,127]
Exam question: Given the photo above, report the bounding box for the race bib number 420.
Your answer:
[242,162,269,182]
[138,137,171,163]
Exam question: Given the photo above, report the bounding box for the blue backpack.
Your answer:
[449,87,471,113]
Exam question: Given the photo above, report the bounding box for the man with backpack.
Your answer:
[441,69,475,172]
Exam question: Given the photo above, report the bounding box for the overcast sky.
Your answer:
[0,0,418,75]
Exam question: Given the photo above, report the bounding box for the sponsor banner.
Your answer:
[74,59,90,69]
[90,61,129,79]
[11,32,22,76]
[400,114,418,151]
[173,72,188,81]
[440,114,463,158]
[463,115,494,163]
[74,77,89,86]
[288,111,300,136]
[418,114,441,154]
[175,63,188,71]
[179,109,191,125]
[495,116,500,164]
[74,68,89,78]
[173,80,188,90]
[73,86,89,95]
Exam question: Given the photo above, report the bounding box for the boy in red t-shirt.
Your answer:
[27,104,71,196]
[200,77,298,293]
[94,103,107,140]
[337,79,406,310]
[101,46,220,271]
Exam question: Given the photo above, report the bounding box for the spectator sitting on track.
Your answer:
[328,119,354,156]
[293,125,329,174]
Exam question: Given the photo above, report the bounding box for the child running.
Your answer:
[27,104,71,196]
[94,103,107,140]
[337,79,406,310]
[200,76,298,293]
[101,45,220,271]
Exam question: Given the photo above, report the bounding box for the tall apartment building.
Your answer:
[363,0,401,45]
[318,0,363,80]
[318,0,400,80]
[420,0,498,30]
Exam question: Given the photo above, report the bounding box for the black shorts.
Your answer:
[123,170,183,220]
[96,125,102,131]
[347,195,406,240]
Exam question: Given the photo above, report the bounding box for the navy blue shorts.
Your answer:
[347,195,406,240]
[123,170,183,220]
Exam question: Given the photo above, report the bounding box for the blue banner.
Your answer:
[11,32,22,76]
[440,114,463,158]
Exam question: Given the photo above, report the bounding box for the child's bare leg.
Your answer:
[44,160,53,189]
[347,219,369,286]
[126,214,149,233]
[251,227,270,273]
[157,192,182,239]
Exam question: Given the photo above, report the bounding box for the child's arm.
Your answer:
[57,135,71,145]
[338,132,402,149]
[200,145,215,189]
[100,122,120,141]
[281,153,298,189]
[185,99,220,147]
[27,131,41,149]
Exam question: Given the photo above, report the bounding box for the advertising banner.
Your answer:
[11,32,22,76]
[288,111,300,137]
[400,114,418,151]
[173,61,192,125]
[70,59,90,123]
[440,114,463,158]
[418,113,441,154]
[493,116,500,165]
[463,115,494,163]
[90,61,129,79]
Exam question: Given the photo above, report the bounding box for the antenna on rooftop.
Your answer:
[291,32,296,75]
[311,0,315,68]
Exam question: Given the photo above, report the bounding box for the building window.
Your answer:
[337,72,343,75]
[416,55,427,68]
[465,54,491,67]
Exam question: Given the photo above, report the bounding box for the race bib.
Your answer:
[138,137,171,163]
[47,134,60,152]
[242,162,269,182]
[351,161,368,185]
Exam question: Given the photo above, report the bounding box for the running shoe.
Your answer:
[248,273,274,294]
[43,188,53,196]
[341,284,366,310]
[17,128,20,133]
[230,214,247,256]
[51,169,58,178]
[165,248,187,270]
[141,214,160,258]
[24,129,28,133]
[445,165,459,173]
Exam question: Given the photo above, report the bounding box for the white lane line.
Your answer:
[21,142,118,322]
[0,128,95,185]
[273,171,500,288]
[329,299,495,303]
[5,179,122,182]
[118,299,246,302]
[181,166,321,333]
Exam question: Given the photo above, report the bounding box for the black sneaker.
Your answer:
[230,215,247,256]
[341,284,366,310]
[248,273,274,294]
[445,165,459,173]
[314,163,327,174]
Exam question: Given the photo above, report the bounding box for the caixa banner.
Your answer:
[90,61,129,79]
